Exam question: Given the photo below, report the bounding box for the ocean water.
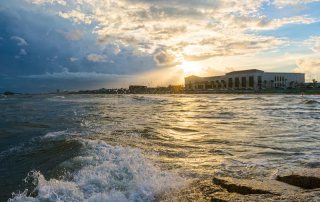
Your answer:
[1,94,320,201]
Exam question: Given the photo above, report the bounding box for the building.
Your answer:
[185,69,305,91]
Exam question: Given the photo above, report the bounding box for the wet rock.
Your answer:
[159,176,320,202]
[157,180,219,202]
[211,197,227,202]
[276,175,320,189]
[212,177,273,195]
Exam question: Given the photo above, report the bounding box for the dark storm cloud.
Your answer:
[0,1,157,92]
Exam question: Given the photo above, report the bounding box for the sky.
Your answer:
[0,0,320,93]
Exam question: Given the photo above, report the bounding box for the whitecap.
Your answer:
[42,131,67,139]
[9,139,186,202]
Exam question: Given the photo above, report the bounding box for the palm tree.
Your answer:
[289,81,295,88]
[312,79,318,88]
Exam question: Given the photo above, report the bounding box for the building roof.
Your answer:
[185,75,223,82]
[226,69,264,75]
[263,72,305,75]
[185,69,305,81]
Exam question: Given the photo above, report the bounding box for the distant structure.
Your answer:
[185,69,305,91]
[129,85,148,93]
[128,85,184,94]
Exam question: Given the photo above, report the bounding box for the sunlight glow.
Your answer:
[178,61,204,77]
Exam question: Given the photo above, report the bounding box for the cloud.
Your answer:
[29,0,67,5]
[304,36,320,52]
[59,10,92,24]
[113,46,121,55]
[232,15,317,30]
[183,35,285,61]
[10,36,28,46]
[153,49,181,67]
[293,56,320,81]
[70,57,78,62]
[273,0,320,7]
[86,53,108,62]
[23,68,132,80]
[14,48,27,59]
[151,25,187,40]
[28,0,317,67]
[61,30,84,41]
[19,49,27,55]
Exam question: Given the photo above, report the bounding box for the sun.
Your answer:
[178,61,204,77]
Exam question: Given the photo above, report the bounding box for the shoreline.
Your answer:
[2,89,320,96]
[51,89,320,95]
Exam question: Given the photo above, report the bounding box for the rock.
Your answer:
[211,197,227,202]
[159,175,320,201]
[157,179,223,202]
[276,175,320,189]
[212,177,273,195]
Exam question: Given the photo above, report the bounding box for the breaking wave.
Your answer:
[9,139,186,202]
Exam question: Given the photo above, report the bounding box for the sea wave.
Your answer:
[0,137,39,162]
[0,131,71,159]
[9,139,186,202]
[229,97,255,101]
[43,131,68,139]
[303,100,320,105]
[131,95,168,104]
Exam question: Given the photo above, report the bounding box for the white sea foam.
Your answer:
[9,139,186,202]
[42,131,67,139]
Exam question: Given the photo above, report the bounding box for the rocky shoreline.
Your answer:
[159,170,320,202]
